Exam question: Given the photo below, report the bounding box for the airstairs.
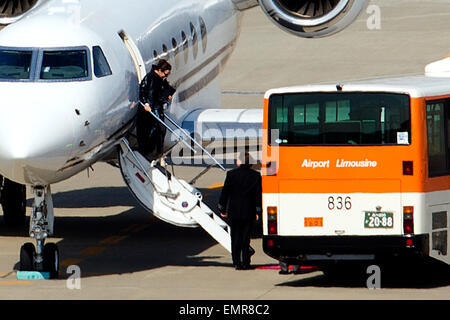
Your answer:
[118,138,231,253]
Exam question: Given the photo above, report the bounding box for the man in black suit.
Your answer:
[219,152,262,270]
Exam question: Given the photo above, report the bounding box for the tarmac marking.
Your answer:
[120,224,140,233]
[222,90,265,95]
[1,271,16,279]
[207,183,223,190]
[255,265,319,272]
[129,224,150,233]
[384,12,450,22]
[99,235,129,245]
[0,281,33,285]
[120,223,150,234]
[62,220,153,268]
[79,246,106,257]
[60,258,85,268]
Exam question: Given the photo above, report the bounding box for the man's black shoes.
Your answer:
[278,269,291,275]
[234,264,254,270]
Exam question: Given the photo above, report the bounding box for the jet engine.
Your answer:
[259,0,369,38]
[0,0,40,25]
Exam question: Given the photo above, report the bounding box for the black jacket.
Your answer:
[139,68,165,113]
[139,68,174,115]
[218,166,262,221]
[161,79,176,104]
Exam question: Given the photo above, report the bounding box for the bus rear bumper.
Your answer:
[263,235,429,265]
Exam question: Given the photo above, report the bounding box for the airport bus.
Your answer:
[261,73,450,271]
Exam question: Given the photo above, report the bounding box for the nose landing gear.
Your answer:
[18,186,59,279]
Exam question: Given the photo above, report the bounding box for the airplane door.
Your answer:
[118,30,147,83]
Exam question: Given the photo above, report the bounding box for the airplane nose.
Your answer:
[0,103,74,185]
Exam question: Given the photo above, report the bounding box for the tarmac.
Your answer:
[0,0,449,301]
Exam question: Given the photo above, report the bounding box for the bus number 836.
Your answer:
[328,196,352,210]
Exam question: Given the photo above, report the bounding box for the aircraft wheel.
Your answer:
[19,243,35,271]
[1,178,26,226]
[43,243,59,279]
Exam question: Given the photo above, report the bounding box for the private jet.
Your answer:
[0,0,369,278]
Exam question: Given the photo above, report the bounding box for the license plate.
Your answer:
[305,217,323,227]
[364,211,394,228]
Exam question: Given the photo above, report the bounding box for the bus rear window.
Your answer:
[40,50,89,80]
[269,92,411,146]
[0,49,33,80]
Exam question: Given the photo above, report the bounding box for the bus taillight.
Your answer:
[403,161,413,175]
[266,162,277,176]
[403,206,414,235]
[267,206,278,235]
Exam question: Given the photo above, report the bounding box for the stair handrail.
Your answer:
[163,112,226,171]
[138,101,196,154]
[120,138,178,199]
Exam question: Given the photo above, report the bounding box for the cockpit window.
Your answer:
[0,49,33,80]
[93,46,112,78]
[40,49,89,80]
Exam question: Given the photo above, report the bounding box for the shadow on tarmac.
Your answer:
[42,186,137,208]
[277,259,450,289]
[2,210,233,278]
[0,186,244,278]
[1,186,448,290]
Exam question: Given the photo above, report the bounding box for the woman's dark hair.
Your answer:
[155,59,172,72]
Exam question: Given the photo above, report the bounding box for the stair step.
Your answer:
[119,138,231,252]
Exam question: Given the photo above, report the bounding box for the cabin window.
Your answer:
[40,48,90,80]
[172,38,178,50]
[93,46,112,78]
[172,38,179,56]
[182,31,188,63]
[190,22,198,59]
[0,49,33,80]
[172,37,180,67]
[199,17,207,53]
[426,100,449,177]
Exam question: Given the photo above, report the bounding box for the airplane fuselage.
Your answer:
[0,0,241,186]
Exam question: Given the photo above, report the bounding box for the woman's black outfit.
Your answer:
[137,67,174,156]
